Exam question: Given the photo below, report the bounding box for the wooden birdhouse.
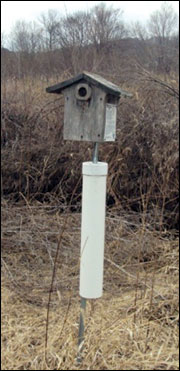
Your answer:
[46,71,132,142]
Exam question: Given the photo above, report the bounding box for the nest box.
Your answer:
[46,71,132,142]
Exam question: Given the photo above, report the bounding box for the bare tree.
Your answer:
[10,20,31,53]
[129,21,158,71]
[38,9,60,51]
[130,21,148,41]
[58,11,90,48]
[8,20,42,78]
[1,32,6,49]
[28,22,43,54]
[56,10,92,74]
[10,20,41,54]
[148,1,178,73]
[58,3,126,50]
[56,3,127,74]
[89,2,127,50]
[148,1,178,40]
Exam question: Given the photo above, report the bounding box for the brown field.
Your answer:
[1,53,179,370]
[1,199,179,370]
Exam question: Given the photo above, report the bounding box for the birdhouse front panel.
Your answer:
[63,84,107,142]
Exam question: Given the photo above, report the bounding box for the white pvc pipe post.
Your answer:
[80,161,108,299]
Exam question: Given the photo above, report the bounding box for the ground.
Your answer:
[1,200,179,370]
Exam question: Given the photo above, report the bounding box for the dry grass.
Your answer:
[1,200,179,370]
[1,38,179,370]
[1,73,179,229]
[1,71,179,370]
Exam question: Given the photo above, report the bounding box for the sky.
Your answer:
[1,0,179,36]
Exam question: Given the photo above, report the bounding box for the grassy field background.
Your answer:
[1,58,179,369]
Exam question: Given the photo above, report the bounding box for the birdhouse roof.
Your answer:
[46,71,132,97]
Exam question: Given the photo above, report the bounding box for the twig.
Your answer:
[44,175,82,364]
[104,257,166,301]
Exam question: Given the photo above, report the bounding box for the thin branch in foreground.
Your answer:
[44,176,82,365]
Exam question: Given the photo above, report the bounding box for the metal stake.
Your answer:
[77,142,99,363]
[77,297,86,363]
[92,142,99,164]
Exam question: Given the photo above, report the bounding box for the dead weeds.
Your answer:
[1,202,179,370]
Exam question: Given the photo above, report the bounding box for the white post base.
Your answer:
[79,161,108,299]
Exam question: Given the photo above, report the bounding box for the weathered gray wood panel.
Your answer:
[63,85,106,142]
